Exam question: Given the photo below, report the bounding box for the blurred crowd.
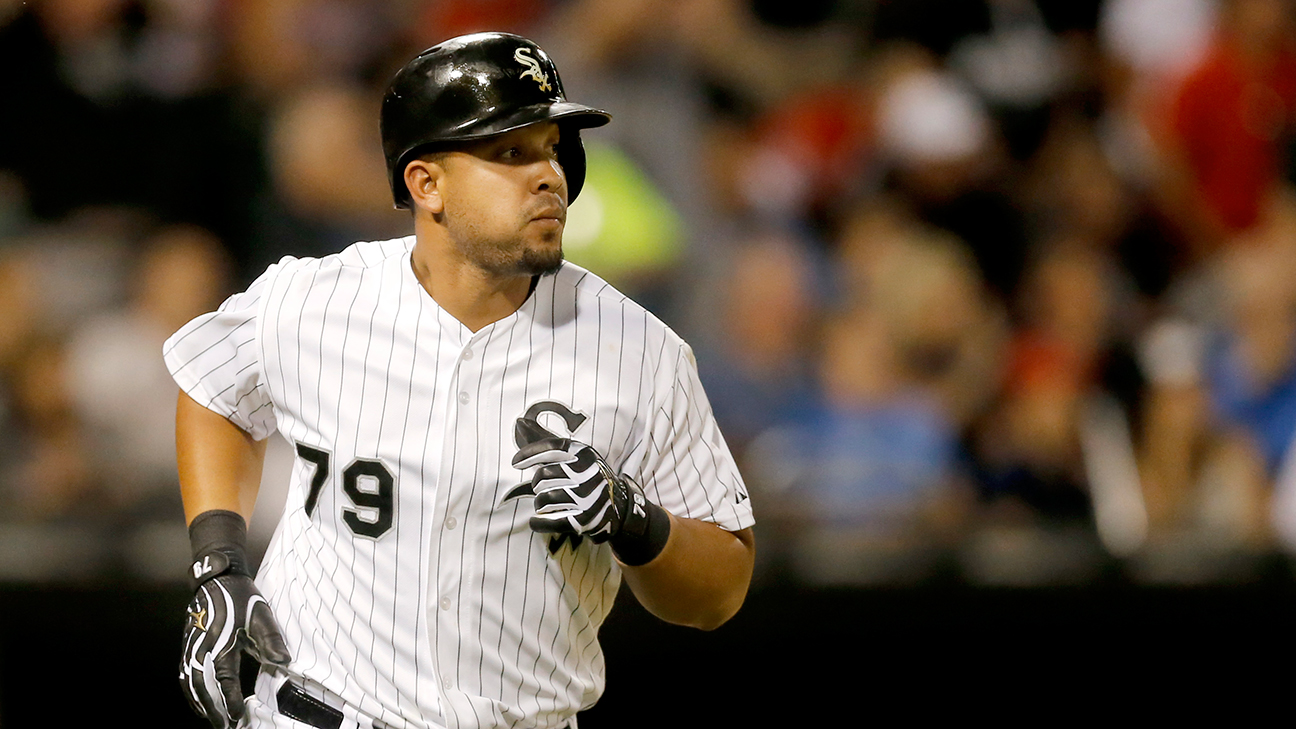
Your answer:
[2,0,1296,587]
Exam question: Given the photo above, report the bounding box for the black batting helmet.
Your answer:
[381,32,611,209]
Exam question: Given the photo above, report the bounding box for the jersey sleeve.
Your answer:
[162,263,282,440]
[631,340,755,532]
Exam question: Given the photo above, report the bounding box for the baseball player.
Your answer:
[166,32,755,729]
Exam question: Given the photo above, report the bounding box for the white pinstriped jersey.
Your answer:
[163,236,754,729]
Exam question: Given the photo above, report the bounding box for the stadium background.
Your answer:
[2,0,1295,723]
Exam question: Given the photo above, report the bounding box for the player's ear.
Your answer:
[404,157,446,216]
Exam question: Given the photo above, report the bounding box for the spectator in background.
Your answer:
[1153,0,1296,260]
[1139,199,1296,546]
[2,334,99,523]
[539,0,718,243]
[252,82,408,274]
[0,251,37,374]
[835,199,1007,430]
[694,232,821,454]
[411,0,551,44]
[802,308,961,525]
[746,303,968,582]
[540,0,866,319]
[1097,0,1218,188]
[1025,115,1183,302]
[1206,203,1296,480]
[875,53,1031,303]
[738,83,874,233]
[714,4,875,235]
[745,214,989,579]
[0,170,29,239]
[0,0,128,219]
[64,225,231,523]
[0,210,140,524]
[0,0,265,254]
[0,252,42,500]
[948,0,1074,162]
[226,0,398,99]
[971,243,1126,523]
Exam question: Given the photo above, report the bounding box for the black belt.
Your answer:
[276,680,575,729]
[277,681,344,729]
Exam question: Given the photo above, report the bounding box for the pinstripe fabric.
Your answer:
[163,236,754,729]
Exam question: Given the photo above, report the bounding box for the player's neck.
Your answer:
[410,238,534,332]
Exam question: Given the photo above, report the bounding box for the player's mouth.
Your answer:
[528,199,566,226]
[529,215,565,231]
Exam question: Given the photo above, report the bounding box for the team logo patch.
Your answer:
[514,47,552,92]
[502,401,588,506]
[504,400,589,553]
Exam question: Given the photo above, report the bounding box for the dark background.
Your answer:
[3,576,1293,726]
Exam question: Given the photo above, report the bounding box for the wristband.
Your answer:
[609,480,672,567]
[188,509,251,589]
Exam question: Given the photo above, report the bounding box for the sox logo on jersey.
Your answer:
[164,236,753,729]
[500,400,596,552]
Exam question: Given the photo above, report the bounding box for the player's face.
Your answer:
[438,122,568,277]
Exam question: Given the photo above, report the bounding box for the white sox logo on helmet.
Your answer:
[514,47,552,92]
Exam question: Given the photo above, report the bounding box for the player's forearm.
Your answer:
[620,517,754,631]
[176,390,267,524]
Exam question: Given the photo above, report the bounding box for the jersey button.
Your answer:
[445,516,457,530]
[461,349,473,361]
[440,597,451,611]
[458,391,469,405]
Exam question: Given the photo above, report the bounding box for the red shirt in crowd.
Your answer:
[1170,34,1296,233]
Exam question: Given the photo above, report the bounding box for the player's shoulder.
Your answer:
[246,237,414,301]
[268,236,414,278]
[555,262,628,303]
[330,236,416,268]
[551,262,690,354]
[555,263,652,322]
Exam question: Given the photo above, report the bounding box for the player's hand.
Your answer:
[511,417,645,542]
[180,568,291,729]
[179,511,292,729]
[511,418,671,565]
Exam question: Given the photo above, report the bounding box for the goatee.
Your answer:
[517,247,564,277]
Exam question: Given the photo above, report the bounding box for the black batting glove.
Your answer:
[179,510,291,729]
[512,418,671,565]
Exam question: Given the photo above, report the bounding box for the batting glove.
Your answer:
[180,510,291,729]
[512,417,671,565]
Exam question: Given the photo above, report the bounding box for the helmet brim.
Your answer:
[440,101,611,140]
[392,102,611,209]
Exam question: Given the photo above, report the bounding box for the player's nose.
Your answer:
[533,158,567,199]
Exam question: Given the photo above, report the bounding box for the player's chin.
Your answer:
[516,245,564,277]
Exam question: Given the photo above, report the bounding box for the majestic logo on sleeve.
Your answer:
[514,47,552,92]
